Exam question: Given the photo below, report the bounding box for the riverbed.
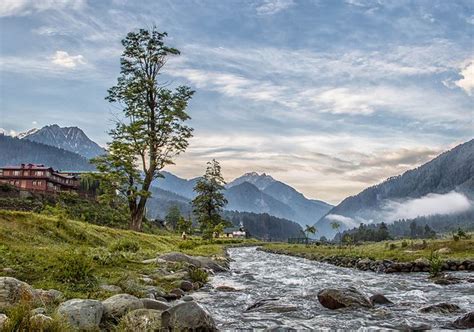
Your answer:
[195,247,473,330]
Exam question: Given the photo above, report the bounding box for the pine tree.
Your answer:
[192,160,228,238]
[165,205,181,230]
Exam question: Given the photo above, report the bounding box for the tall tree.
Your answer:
[304,225,316,238]
[93,28,194,231]
[165,205,181,230]
[192,160,228,237]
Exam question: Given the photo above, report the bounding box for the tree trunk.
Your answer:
[129,204,145,231]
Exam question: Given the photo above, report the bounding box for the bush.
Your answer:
[389,243,397,250]
[2,302,70,332]
[109,239,140,253]
[401,240,408,248]
[188,266,209,283]
[453,234,460,241]
[52,250,97,290]
[178,240,200,250]
[428,250,443,278]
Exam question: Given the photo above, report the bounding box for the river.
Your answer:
[194,247,473,330]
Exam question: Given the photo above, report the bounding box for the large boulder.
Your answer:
[370,293,393,306]
[0,277,34,310]
[161,301,217,331]
[102,294,144,321]
[420,303,460,314]
[57,299,104,330]
[451,312,474,329]
[141,298,170,311]
[119,309,163,331]
[317,287,373,310]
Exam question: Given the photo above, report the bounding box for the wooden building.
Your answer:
[0,164,79,193]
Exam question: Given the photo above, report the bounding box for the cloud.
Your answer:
[325,214,358,228]
[255,0,294,15]
[50,51,86,69]
[0,0,85,17]
[384,191,472,221]
[455,59,474,95]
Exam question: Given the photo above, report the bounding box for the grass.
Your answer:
[0,210,257,302]
[262,236,474,262]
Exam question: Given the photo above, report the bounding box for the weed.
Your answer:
[188,266,209,283]
[428,250,443,278]
[109,239,140,253]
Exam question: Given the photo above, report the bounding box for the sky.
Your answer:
[0,0,473,204]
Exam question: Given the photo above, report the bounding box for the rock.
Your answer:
[159,252,228,272]
[370,294,393,305]
[182,295,194,302]
[180,280,194,292]
[57,299,104,330]
[143,285,167,299]
[163,293,179,301]
[141,298,170,311]
[2,268,15,275]
[420,302,461,314]
[155,297,168,303]
[0,277,34,310]
[193,282,203,290]
[395,322,432,331]
[102,294,144,321]
[33,288,63,304]
[119,309,163,331]
[162,301,217,331]
[216,285,239,292]
[432,274,462,285]
[437,247,452,254]
[0,314,9,329]
[29,314,54,329]
[317,287,373,310]
[169,288,185,298]
[100,284,122,293]
[31,307,47,315]
[245,298,280,311]
[139,277,154,285]
[451,312,474,329]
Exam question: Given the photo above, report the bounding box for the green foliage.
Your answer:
[428,250,443,278]
[109,239,140,253]
[304,225,317,238]
[401,240,408,248]
[188,266,208,283]
[92,27,194,231]
[52,250,97,291]
[389,243,397,250]
[177,216,192,234]
[192,159,228,236]
[453,234,460,241]
[1,302,70,332]
[165,205,181,230]
[177,240,200,250]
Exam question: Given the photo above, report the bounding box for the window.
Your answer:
[13,170,20,176]
[36,171,44,176]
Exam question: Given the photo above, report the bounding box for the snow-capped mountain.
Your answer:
[19,124,106,159]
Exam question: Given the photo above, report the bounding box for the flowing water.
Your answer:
[195,247,473,331]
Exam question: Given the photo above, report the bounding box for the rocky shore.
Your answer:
[0,251,230,331]
[258,247,474,274]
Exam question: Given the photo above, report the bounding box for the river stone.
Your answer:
[161,301,217,331]
[102,294,144,321]
[317,287,373,310]
[0,314,8,329]
[264,326,298,332]
[180,280,194,292]
[182,295,194,302]
[29,314,54,330]
[119,309,163,331]
[451,312,474,329]
[216,285,239,292]
[169,288,185,298]
[100,284,122,293]
[0,277,35,310]
[420,303,461,313]
[141,298,170,311]
[370,293,393,305]
[57,299,104,330]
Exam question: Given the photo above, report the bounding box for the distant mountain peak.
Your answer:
[228,171,276,191]
[19,124,106,159]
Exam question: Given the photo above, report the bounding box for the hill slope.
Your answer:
[21,124,106,159]
[0,135,95,171]
[316,139,474,238]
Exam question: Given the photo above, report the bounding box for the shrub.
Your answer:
[401,240,408,248]
[428,250,443,278]
[52,250,97,290]
[453,234,460,241]
[2,302,70,332]
[188,266,209,283]
[178,240,200,250]
[389,243,397,250]
[110,239,140,253]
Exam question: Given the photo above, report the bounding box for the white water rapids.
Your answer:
[194,247,473,330]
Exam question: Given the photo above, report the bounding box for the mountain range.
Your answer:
[18,125,106,159]
[315,139,474,239]
[152,171,333,227]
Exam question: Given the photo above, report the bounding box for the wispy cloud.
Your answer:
[255,0,294,15]
[0,0,85,17]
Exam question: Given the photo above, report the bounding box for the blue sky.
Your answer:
[0,0,473,204]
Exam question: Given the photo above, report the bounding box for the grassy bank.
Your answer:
[0,210,257,300]
[262,236,474,262]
